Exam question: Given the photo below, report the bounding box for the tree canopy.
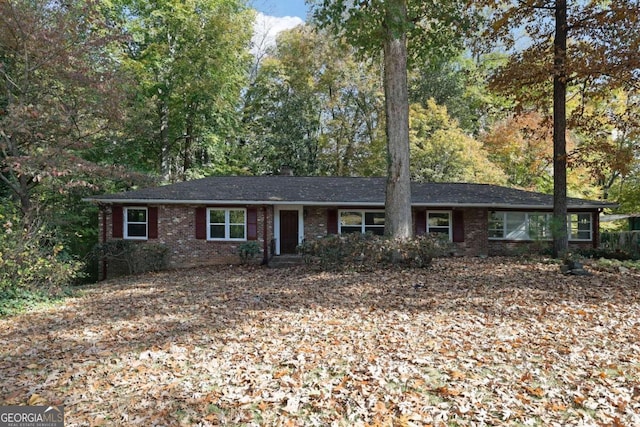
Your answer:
[479,0,640,255]
[1,0,639,293]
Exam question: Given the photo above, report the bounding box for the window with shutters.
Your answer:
[427,211,452,240]
[124,207,148,240]
[207,208,246,241]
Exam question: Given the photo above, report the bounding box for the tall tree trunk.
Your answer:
[383,0,412,239]
[159,100,171,182]
[552,0,568,258]
[183,113,193,181]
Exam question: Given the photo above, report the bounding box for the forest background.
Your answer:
[1,0,639,297]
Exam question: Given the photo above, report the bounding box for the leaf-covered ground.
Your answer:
[1,257,639,426]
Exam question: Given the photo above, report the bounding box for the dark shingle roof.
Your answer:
[84,176,614,209]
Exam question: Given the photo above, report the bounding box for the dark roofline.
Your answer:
[83,176,617,210]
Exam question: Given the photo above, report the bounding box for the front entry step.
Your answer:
[268,254,303,268]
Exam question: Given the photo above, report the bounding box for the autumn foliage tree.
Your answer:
[0,0,125,220]
[481,0,640,257]
[0,0,134,290]
[481,112,553,190]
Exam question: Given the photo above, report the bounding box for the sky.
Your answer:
[249,0,309,55]
[251,0,309,20]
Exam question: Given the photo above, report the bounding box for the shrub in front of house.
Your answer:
[299,233,452,270]
[93,240,168,277]
[238,241,261,264]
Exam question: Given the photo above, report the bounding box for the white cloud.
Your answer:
[251,12,304,56]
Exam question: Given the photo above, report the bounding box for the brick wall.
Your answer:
[304,207,331,241]
[488,240,593,256]
[100,204,274,279]
[98,203,601,279]
[453,208,488,256]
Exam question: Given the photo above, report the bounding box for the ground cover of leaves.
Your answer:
[1,257,639,426]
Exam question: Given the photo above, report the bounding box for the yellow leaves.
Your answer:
[27,393,47,405]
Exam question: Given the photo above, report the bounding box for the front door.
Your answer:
[280,210,299,254]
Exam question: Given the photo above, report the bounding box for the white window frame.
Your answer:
[427,211,452,240]
[489,211,592,241]
[568,213,592,241]
[207,208,247,241]
[338,210,385,235]
[124,207,148,240]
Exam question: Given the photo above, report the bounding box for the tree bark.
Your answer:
[552,0,568,258]
[159,100,171,182]
[383,0,412,239]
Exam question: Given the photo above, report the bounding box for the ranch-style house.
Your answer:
[84,176,615,279]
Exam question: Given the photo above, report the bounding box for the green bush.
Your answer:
[238,241,261,264]
[0,207,83,314]
[299,233,452,271]
[573,247,638,261]
[92,240,168,276]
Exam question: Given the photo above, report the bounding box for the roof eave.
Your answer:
[83,198,614,210]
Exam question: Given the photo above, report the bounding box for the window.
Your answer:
[488,211,505,238]
[529,213,553,240]
[569,213,592,241]
[207,208,246,241]
[124,207,148,239]
[490,211,552,240]
[489,211,592,241]
[339,210,385,235]
[427,211,452,239]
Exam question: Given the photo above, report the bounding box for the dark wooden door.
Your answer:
[280,210,299,254]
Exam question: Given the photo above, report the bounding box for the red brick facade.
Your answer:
[98,204,601,279]
[99,204,274,279]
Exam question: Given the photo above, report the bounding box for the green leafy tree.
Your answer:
[242,25,386,177]
[312,0,475,238]
[242,52,322,175]
[409,52,510,135]
[409,101,506,184]
[113,0,254,181]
